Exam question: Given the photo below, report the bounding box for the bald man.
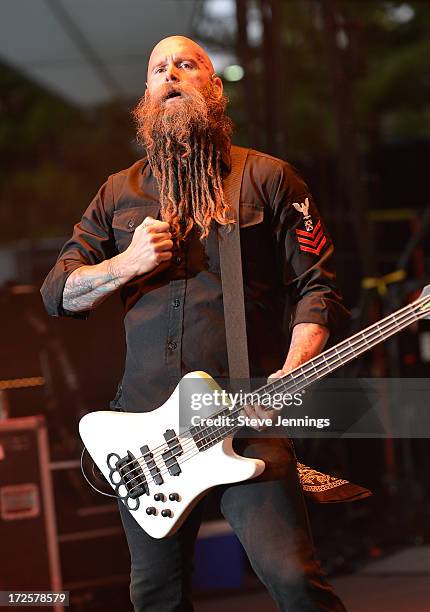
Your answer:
[41,36,348,611]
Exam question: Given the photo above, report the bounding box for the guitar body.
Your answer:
[79,371,265,539]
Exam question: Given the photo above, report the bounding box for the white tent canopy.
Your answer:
[0,0,203,107]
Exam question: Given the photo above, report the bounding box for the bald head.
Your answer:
[147,36,215,79]
[145,35,222,101]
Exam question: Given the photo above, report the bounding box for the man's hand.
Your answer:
[241,402,279,432]
[241,369,286,431]
[118,217,173,277]
[62,217,173,313]
[242,323,330,431]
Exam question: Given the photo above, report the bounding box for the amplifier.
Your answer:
[0,416,64,611]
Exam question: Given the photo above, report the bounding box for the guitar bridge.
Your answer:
[107,451,149,501]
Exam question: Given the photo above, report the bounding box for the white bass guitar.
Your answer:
[79,286,430,538]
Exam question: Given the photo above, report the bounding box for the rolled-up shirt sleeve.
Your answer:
[269,161,350,333]
[40,176,116,319]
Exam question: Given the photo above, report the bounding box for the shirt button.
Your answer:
[175,256,182,265]
[172,299,180,309]
[167,341,177,351]
[127,220,135,229]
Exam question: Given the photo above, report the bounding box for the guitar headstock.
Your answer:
[417,285,430,320]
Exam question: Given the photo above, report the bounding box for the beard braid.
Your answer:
[132,80,234,241]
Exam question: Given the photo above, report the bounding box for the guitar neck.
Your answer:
[261,294,429,401]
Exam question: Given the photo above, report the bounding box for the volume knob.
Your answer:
[161,509,172,518]
[154,493,165,502]
[146,507,156,515]
[169,493,180,502]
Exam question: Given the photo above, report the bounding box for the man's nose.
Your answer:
[165,64,179,82]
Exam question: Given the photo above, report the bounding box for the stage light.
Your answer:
[223,65,244,82]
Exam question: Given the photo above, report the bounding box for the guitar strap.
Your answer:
[219,145,250,386]
[219,145,372,504]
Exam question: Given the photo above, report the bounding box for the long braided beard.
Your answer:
[132,80,234,241]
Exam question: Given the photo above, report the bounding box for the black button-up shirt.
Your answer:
[40,147,349,413]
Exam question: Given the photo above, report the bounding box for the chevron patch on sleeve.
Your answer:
[295,219,327,255]
[292,196,327,255]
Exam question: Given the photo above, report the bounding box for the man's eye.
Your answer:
[180,62,193,69]
[155,67,166,74]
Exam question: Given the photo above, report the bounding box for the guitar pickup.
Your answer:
[163,429,183,456]
[161,449,181,476]
[140,445,163,485]
[161,429,182,476]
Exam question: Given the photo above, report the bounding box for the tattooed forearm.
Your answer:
[62,254,131,312]
[282,323,329,372]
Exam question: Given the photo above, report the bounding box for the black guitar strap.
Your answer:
[219,145,250,385]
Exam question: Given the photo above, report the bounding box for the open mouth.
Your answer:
[164,90,182,102]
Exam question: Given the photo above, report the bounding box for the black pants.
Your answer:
[118,433,347,611]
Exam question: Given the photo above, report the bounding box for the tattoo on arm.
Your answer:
[283,323,329,371]
[62,257,127,312]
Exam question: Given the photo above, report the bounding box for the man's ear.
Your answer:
[212,74,224,98]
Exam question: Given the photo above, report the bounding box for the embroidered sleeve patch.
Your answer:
[293,198,327,255]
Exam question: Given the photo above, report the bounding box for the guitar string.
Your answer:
[119,298,427,491]
[119,300,427,495]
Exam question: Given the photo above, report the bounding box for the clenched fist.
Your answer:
[118,216,173,278]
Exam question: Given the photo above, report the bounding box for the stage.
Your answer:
[195,546,430,612]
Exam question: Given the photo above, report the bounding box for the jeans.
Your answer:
[118,432,347,611]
